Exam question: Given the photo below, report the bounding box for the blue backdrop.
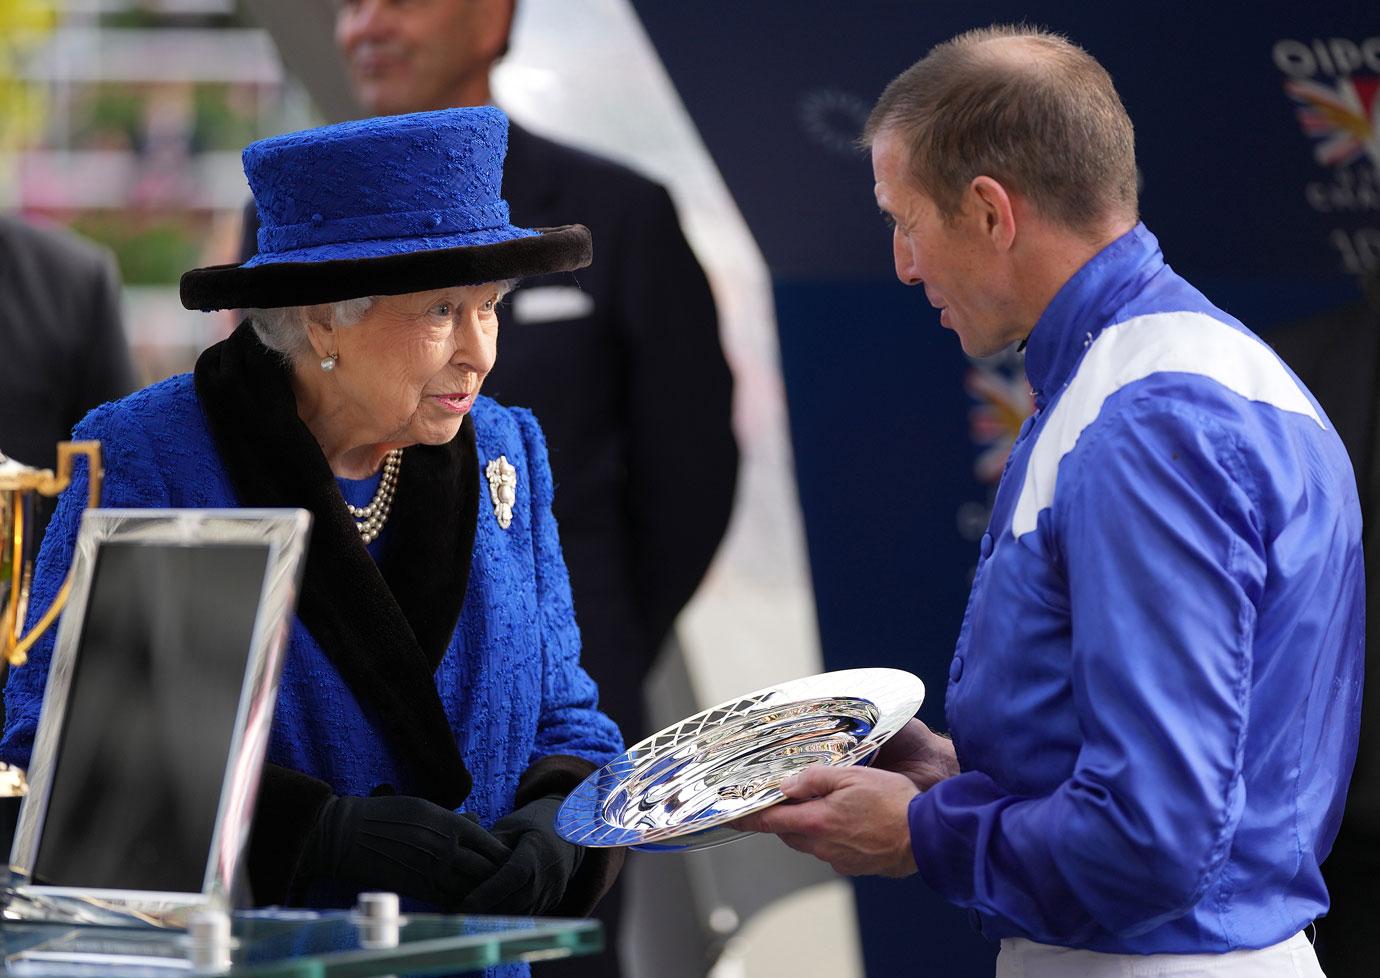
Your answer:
[631,3,1376,974]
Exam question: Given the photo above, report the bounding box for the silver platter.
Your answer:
[556,668,925,852]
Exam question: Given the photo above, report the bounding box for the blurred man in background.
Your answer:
[0,213,135,728]
[0,214,134,536]
[241,2,737,974]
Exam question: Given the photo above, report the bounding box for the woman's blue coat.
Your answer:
[1,372,623,841]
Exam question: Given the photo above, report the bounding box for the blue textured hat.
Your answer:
[181,107,591,311]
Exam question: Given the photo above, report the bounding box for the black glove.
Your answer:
[298,794,512,908]
[459,795,583,916]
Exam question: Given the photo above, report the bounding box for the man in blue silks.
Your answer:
[741,26,1363,978]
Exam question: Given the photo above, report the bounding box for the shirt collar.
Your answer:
[1023,223,1163,409]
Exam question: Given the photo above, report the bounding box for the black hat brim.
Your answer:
[180,224,592,311]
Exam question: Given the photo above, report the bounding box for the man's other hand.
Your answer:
[875,717,960,791]
[735,765,919,877]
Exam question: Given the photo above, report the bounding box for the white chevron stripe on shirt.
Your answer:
[1010,311,1323,540]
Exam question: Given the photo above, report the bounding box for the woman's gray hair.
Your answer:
[245,297,377,362]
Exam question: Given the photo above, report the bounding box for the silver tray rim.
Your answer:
[556,667,925,852]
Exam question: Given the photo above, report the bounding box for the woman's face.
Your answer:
[322,282,506,448]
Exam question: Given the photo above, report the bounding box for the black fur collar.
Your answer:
[194,322,476,808]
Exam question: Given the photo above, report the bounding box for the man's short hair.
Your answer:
[863,25,1138,233]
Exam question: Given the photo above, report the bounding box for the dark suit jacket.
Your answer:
[1269,272,1380,976]
[0,216,135,528]
[240,122,737,742]
[1269,272,1380,829]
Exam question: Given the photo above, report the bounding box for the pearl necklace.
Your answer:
[346,449,402,544]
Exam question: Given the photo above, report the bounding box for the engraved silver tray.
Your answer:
[556,668,925,852]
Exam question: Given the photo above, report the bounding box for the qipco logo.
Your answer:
[1274,36,1380,275]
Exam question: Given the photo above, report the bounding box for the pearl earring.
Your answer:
[320,353,338,372]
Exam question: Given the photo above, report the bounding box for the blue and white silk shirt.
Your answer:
[908,224,1364,953]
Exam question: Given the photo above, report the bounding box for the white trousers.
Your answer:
[996,931,1325,978]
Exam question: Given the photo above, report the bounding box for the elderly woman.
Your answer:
[0,107,623,934]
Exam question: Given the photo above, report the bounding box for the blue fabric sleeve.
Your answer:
[910,396,1264,943]
[1,405,168,770]
[509,408,624,767]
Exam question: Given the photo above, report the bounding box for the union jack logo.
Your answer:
[1285,74,1380,170]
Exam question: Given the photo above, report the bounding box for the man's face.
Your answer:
[871,129,1023,358]
[336,0,508,115]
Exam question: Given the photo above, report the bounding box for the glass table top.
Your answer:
[0,910,600,977]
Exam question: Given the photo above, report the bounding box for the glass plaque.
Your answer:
[5,510,311,928]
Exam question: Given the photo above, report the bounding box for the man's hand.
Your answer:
[735,765,920,877]
[874,718,960,791]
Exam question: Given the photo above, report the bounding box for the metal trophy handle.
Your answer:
[0,441,103,668]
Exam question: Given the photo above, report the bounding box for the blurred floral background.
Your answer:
[0,0,316,383]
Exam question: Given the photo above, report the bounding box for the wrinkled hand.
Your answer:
[873,718,960,791]
[300,794,512,908]
[460,796,582,916]
[735,765,919,877]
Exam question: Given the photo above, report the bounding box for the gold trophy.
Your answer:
[1,441,103,668]
[0,441,101,815]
